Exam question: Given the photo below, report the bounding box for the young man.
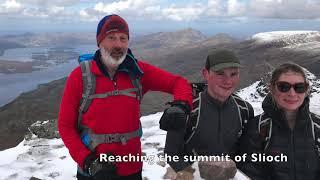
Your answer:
[163,49,254,179]
[58,14,192,180]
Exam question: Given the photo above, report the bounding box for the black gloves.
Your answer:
[84,152,118,180]
[160,100,190,131]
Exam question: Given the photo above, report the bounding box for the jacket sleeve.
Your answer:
[238,115,271,180]
[165,130,194,172]
[311,113,320,178]
[58,67,91,169]
[138,61,193,108]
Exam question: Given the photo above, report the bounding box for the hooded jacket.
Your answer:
[240,93,320,180]
[58,49,192,176]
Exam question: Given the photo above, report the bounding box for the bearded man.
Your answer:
[58,14,192,180]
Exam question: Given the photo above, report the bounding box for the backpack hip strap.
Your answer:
[86,127,141,151]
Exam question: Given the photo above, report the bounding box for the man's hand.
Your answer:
[84,152,118,180]
[159,101,190,131]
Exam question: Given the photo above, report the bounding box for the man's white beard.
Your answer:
[100,47,127,70]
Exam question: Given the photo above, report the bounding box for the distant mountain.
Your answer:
[130,28,209,61]
[0,39,25,56]
[0,32,95,47]
[1,30,320,151]
[132,28,206,49]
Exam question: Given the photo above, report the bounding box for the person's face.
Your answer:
[99,32,129,60]
[271,71,308,112]
[203,67,240,102]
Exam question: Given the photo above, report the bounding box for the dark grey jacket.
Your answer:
[239,94,320,180]
[165,90,254,171]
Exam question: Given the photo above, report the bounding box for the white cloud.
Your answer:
[18,0,79,7]
[1,0,320,26]
[94,1,129,13]
[0,0,23,14]
[78,0,161,21]
[162,4,205,21]
[206,0,247,17]
[92,0,156,14]
[248,0,320,19]
[206,0,224,16]
[3,0,20,9]
[50,6,65,14]
[227,0,246,16]
[1,0,80,20]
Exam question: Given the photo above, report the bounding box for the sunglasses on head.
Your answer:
[276,81,308,93]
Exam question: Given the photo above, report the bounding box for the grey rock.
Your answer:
[29,177,42,180]
[198,160,237,180]
[27,119,60,139]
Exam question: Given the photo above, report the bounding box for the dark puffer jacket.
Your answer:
[239,94,320,180]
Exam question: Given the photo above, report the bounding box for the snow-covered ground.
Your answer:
[0,112,250,180]
[252,31,318,42]
[1,70,319,180]
[251,31,320,51]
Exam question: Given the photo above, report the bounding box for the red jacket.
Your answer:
[58,51,192,176]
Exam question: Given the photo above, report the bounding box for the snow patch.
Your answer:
[252,31,318,42]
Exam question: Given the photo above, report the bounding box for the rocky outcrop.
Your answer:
[26,119,59,140]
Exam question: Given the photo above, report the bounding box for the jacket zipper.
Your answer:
[112,75,117,91]
[290,131,296,180]
[218,107,221,147]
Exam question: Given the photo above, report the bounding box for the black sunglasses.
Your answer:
[276,81,309,93]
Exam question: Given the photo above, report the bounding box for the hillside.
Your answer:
[0,30,320,150]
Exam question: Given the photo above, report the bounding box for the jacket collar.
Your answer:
[262,92,310,128]
[203,89,233,108]
[92,48,144,77]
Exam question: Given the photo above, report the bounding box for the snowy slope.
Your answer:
[251,31,320,51]
[1,71,319,180]
[0,113,250,180]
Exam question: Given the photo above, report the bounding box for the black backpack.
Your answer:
[258,112,320,157]
[184,83,254,144]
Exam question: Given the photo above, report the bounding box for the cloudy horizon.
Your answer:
[1,0,320,38]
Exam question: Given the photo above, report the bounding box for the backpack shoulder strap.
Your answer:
[309,113,320,158]
[231,94,253,137]
[184,92,202,144]
[78,60,96,130]
[184,83,208,144]
[191,82,207,98]
[128,72,142,103]
[258,113,272,152]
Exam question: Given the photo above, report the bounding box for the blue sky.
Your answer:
[1,0,320,38]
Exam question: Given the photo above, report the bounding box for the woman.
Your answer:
[239,62,320,180]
